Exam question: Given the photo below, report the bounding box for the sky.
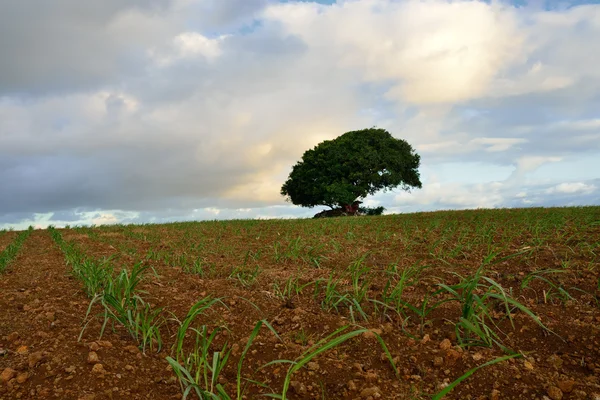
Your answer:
[1,0,599,229]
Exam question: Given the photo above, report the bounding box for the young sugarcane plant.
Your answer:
[264,326,398,400]
[437,265,552,351]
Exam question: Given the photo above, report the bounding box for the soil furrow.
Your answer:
[0,230,179,400]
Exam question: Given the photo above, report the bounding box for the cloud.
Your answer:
[149,33,227,66]
[393,180,507,210]
[469,138,528,153]
[0,0,599,227]
[264,0,524,105]
[545,182,597,195]
[0,0,178,95]
[388,177,600,212]
[91,213,121,225]
[515,156,563,174]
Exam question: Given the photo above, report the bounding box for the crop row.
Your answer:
[0,226,33,273]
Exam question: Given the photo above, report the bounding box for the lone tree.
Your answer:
[281,128,422,215]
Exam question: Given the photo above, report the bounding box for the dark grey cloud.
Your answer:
[0,0,176,95]
[0,145,256,217]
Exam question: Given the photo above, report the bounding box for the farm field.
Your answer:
[1,207,599,400]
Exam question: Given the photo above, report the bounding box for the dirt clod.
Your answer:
[491,389,500,400]
[547,355,564,370]
[360,386,382,398]
[558,380,575,393]
[87,351,99,364]
[445,349,461,366]
[91,364,105,375]
[439,339,451,350]
[16,372,28,384]
[290,380,306,395]
[28,351,44,368]
[6,332,19,342]
[524,361,535,370]
[547,386,564,400]
[0,368,17,385]
[307,361,319,371]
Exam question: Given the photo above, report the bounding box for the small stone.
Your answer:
[307,362,319,371]
[364,371,378,382]
[65,366,76,374]
[124,365,134,371]
[434,357,444,367]
[524,361,534,370]
[1,368,17,384]
[290,381,306,395]
[16,345,29,355]
[28,351,44,368]
[362,329,383,340]
[439,339,452,350]
[7,332,19,342]
[124,345,140,354]
[16,373,28,384]
[91,364,105,374]
[89,342,100,352]
[491,389,500,400]
[96,341,113,348]
[445,349,461,366]
[45,312,56,321]
[360,386,382,398]
[87,352,100,364]
[557,380,575,393]
[421,334,430,344]
[472,352,483,361]
[547,386,563,400]
[347,380,357,391]
[547,355,563,370]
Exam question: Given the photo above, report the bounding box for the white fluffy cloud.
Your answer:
[545,182,597,195]
[266,0,524,104]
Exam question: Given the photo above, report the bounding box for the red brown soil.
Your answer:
[1,207,600,400]
[0,232,17,253]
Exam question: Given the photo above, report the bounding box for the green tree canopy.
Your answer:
[281,128,422,208]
